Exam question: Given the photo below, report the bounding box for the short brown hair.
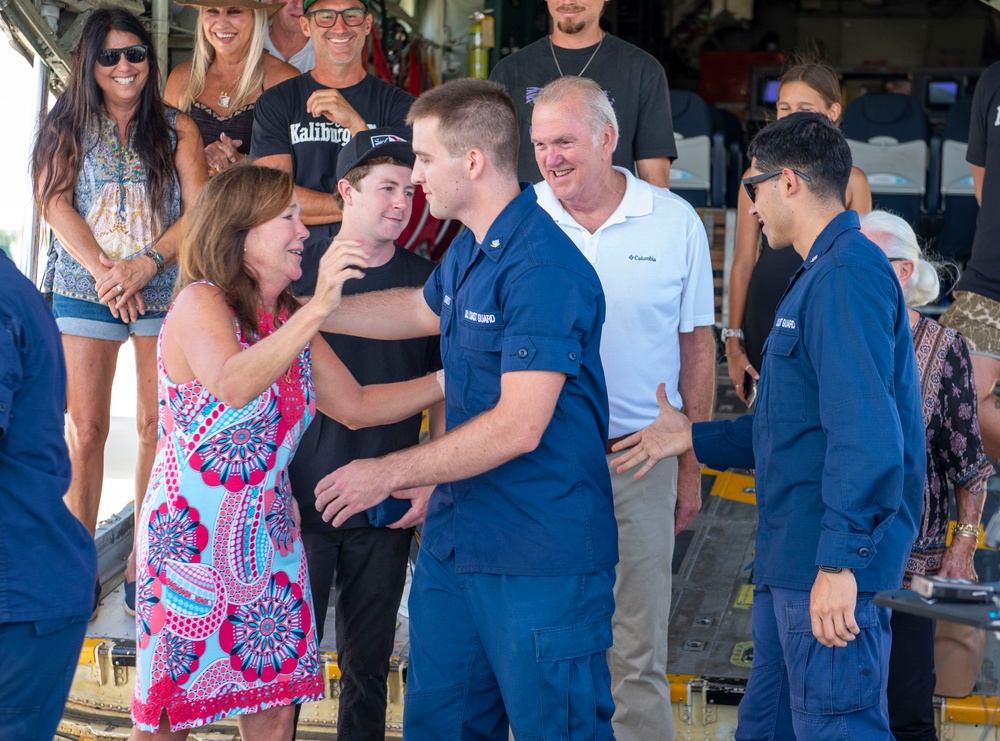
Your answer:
[179,165,298,340]
[335,155,411,208]
[406,78,518,176]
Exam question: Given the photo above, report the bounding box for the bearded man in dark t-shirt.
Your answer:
[251,0,414,290]
[490,0,677,186]
[288,130,443,740]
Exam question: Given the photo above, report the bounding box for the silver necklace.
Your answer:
[549,33,605,77]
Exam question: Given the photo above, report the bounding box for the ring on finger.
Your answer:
[116,284,124,293]
[745,364,752,372]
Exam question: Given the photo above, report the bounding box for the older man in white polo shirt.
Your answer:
[531,75,717,741]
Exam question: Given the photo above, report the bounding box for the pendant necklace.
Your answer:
[550,32,605,77]
[217,67,243,108]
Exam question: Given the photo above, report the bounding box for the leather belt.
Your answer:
[606,433,637,455]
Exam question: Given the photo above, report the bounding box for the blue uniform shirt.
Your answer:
[421,185,617,576]
[0,252,97,622]
[693,211,924,592]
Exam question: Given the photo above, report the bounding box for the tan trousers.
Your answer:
[606,453,678,741]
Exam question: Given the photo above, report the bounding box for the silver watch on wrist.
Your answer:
[721,327,744,341]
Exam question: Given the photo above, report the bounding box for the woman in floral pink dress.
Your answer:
[130,165,443,739]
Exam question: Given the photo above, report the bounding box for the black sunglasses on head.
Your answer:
[742,168,811,203]
[97,45,149,68]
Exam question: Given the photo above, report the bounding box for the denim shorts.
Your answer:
[52,293,166,342]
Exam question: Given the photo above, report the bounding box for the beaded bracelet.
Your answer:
[953,523,980,539]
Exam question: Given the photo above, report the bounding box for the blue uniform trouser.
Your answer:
[0,615,89,741]
[403,548,617,741]
[735,585,893,741]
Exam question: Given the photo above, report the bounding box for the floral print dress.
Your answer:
[903,316,995,587]
[132,305,325,731]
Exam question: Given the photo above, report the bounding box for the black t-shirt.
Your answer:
[490,33,677,183]
[958,60,1000,302]
[290,246,442,532]
[250,73,415,246]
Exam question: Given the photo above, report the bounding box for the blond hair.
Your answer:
[178,7,268,113]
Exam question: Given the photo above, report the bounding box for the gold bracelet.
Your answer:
[953,523,980,539]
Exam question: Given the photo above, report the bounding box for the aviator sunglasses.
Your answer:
[304,7,367,26]
[97,45,150,67]
[742,168,811,203]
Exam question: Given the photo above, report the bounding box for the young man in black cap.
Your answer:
[290,129,443,740]
[251,0,414,294]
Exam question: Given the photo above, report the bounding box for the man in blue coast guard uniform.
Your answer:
[0,251,98,741]
[611,112,924,740]
[313,78,619,740]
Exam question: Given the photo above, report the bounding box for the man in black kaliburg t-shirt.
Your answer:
[251,0,413,265]
[288,129,443,740]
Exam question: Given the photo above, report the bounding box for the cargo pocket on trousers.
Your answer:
[785,594,881,715]
[534,618,614,741]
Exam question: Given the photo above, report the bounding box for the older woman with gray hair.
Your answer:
[860,210,994,741]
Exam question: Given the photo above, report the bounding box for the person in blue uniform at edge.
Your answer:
[610,112,924,741]
[0,250,98,741]
[311,78,619,740]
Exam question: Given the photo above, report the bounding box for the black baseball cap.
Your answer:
[335,128,415,182]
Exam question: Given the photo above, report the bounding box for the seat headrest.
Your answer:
[842,93,928,143]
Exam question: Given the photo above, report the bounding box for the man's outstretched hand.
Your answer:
[609,383,694,480]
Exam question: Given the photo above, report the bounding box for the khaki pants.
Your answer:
[606,453,678,741]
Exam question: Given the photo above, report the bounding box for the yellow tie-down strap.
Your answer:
[939,695,1000,726]
[706,468,756,505]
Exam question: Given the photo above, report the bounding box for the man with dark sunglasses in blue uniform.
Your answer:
[612,112,924,740]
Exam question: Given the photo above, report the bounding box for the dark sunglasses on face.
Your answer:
[97,45,150,67]
[304,7,367,27]
[742,168,812,203]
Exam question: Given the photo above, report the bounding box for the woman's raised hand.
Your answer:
[312,238,371,314]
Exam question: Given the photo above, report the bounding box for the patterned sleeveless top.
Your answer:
[49,107,182,312]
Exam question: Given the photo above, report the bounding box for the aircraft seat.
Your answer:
[935,96,978,263]
[669,90,726,208]
[842,93,930,229]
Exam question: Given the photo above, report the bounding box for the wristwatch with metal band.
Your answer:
[721,327,744,341]
[817,565,844,573]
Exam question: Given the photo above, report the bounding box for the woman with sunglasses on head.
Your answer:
[725,58,872,404]
[30,8,206,593]
[860,210,993,741]
[165,0,299,174]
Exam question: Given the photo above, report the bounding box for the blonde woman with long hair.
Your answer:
[165,0,298,173]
